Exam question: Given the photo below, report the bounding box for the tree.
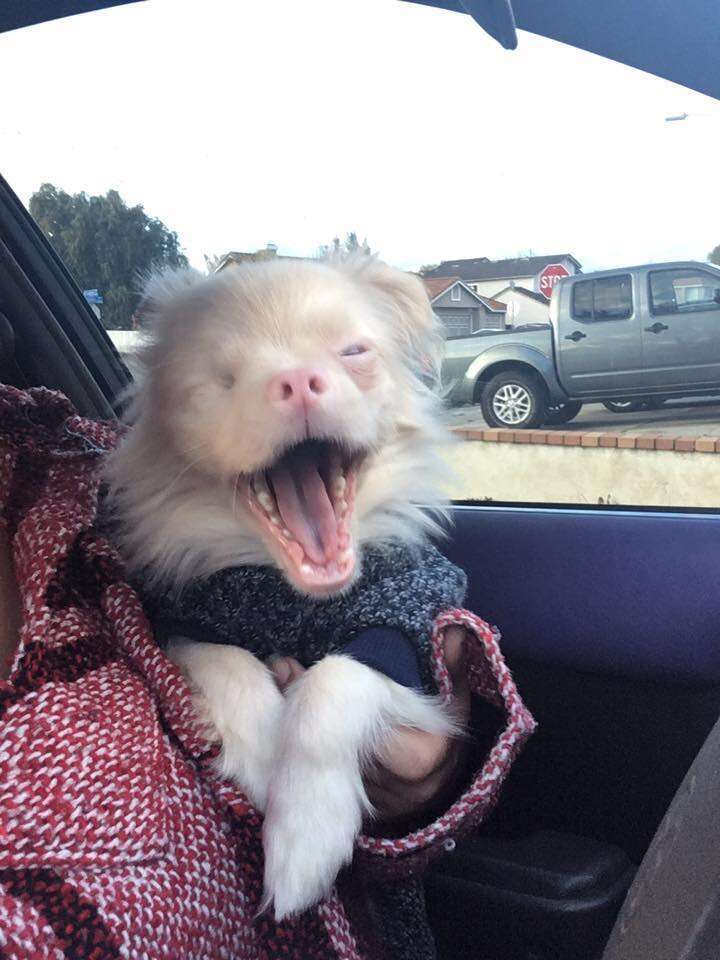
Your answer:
[418,264,439,275]
[709,245,720,267]
[29,183,188,329]
[204,253,223,274]
[317,232,372,260]
[343,232,371,256]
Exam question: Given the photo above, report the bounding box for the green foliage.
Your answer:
[709,245,720,267]
[318,232,372,259]
[29,184,188,329]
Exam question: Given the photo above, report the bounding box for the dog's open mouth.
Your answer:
[245,439,362,593]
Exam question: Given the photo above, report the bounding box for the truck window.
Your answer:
[593,275,633,320]
[572,280,593,320]
[571,275,633,322]
[649,269,720,316]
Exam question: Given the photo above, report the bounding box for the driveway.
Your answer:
[444,398,720,439]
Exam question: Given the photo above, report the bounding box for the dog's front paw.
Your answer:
[260,653,457,919]
[262,765,362,920]
[260,655,377,919]
[168,640,285,813]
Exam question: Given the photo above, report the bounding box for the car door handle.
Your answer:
[564,330,587,342]
[645,322,669,334]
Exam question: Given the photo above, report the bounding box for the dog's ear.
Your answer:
[135,267,207,330]
[340,256,443,380]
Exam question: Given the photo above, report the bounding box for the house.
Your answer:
[422,254,582,299]
[491,285,551,326]
[214,244,304,272]
[422,277,506,338]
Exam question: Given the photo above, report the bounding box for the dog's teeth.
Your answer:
[270,514,281,526]
[300,563,313,576]
[282,528,292,539]
[331,475,346,498]
[338,549,353,565]
[253,472,272,505]
[255,472,271,495]
[336,498,348,516]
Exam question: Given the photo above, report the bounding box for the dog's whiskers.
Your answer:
[164,446,211,496]
[232,473,241,519]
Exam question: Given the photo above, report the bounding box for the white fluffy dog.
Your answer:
[105,255,459,919]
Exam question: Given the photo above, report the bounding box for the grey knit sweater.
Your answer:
[145,540,467,694]
[143,539,468,960]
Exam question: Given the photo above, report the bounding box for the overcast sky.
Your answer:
[1,0,719,274]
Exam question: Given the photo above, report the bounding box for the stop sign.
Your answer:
[538,263,570,299]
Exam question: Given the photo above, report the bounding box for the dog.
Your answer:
[104,255,464,919]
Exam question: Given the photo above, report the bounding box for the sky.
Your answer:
[1,0,719,274]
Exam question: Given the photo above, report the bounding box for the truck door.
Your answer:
[554,274,643,396]
[641,267,720,388]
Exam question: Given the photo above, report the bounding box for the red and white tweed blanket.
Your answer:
[0,385,535,959]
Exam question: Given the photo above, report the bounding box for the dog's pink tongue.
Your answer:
[270,458,338,566]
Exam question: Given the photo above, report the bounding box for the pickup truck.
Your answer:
[441,260,720,428]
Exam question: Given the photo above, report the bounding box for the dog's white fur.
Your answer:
[104,255,458,919]
[167,639,286,813]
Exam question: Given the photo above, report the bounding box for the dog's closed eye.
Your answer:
[339,344,377,382]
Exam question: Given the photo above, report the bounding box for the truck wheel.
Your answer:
[543,400,583,425]
[481,371,546,429]
[603,399,644,414]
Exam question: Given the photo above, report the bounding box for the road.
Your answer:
[444,397,720,438]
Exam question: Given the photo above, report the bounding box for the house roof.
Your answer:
[421,276,508,313]
[493,285,550,305]
[422,254,582,283]
[476,294,507,312]
[422,276,461,300]
[215,248,305,272]
[421,277,505,313]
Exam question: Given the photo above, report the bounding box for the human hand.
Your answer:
[269,625,471,826]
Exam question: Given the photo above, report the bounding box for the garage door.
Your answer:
[439,309,473,337]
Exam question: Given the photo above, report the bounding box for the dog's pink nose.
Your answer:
[267,368,329,409]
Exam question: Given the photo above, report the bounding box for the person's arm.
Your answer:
[271,614,535,876]
[363,626,472,825]
[270,626,471,826]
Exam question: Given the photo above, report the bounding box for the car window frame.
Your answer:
[648,268,720,318]
[570,273,634,323]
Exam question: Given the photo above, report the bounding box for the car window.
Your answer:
[593,275,633,320]
[2,0,720,511]
[649,269,720,316]
[571,275,632,322]
[571,280,594,321]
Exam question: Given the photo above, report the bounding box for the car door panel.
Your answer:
[426,504,720,960]
[445,505,720,685]
[438,504,720,855]
[640,265,720,388]
[553,275,643,396]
